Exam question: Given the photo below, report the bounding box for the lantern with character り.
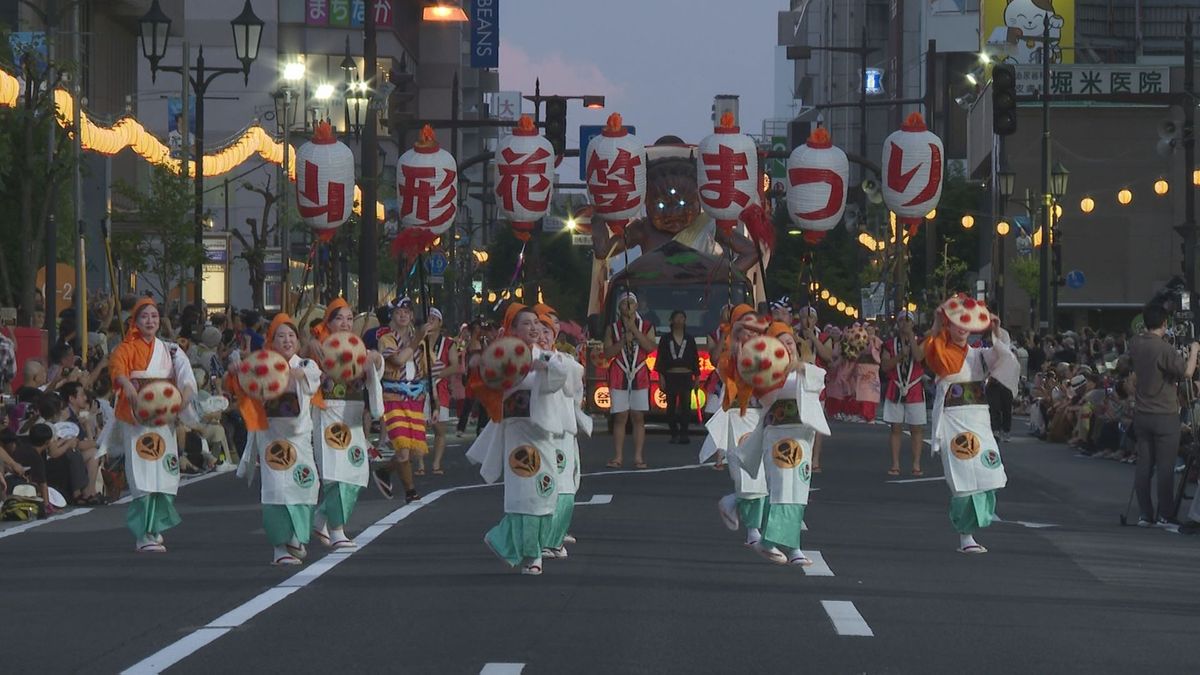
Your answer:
[787,127,849,245]
[392,125,458,261]
[585,113,646,237]
[495,115,554,241]
[696,112,759,237]
[881,112,943,237]
[295,121,355,242]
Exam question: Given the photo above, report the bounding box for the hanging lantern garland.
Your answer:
[585,112,646,237]
[392,124,458,262]
[295,121,355,242]
[697,112,759,237]
[787,127,849,245]
[495,115,554,241]
[881,112,944,237]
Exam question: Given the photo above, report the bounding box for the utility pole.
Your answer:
[44,0,58,346]
[1181,16,1197,292]
[1038,11,1053,334]
[72,0,84,358]
[357,6,378,311]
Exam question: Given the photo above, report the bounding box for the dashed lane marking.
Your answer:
[821,600,874,637]
[574,494,613,506]
[886,476,944,484]
[802,550,834,577]
[480,664,525,674]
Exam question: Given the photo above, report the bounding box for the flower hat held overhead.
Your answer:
[938,293,993,333]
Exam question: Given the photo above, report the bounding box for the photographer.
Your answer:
[1128,302,1199,528]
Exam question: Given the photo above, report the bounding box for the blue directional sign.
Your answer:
[579,124,637,180]
[1066,270,1086,289]
[426,251,449,276]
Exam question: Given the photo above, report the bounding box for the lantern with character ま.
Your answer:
[697,112,759,238]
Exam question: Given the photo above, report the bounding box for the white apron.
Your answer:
[740,366,829,506]
[930,334,1013,497]
[465,348,568,514]
[555,354,588,495]
[249,355,322,506]
[706,405,767,498]
[314,362,383,487]
[121,339,198,498]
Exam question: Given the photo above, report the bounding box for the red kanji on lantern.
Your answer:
[393,125,458,261]
[295,121,355,242]
[786,127,849,245]
[586,113,646,236]
[882,112,944,235]
[697,112,759,236]
[495,115,554,241]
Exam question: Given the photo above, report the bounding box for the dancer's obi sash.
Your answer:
[124,340,181,498]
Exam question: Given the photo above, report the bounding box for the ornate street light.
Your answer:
[231,0,265,82]
[138,0,171,77]
[1050,161,1070,198]
[997,165,1016,199]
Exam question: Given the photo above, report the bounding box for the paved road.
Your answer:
[3,421,1198,674]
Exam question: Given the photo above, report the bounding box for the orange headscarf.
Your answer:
[535,303,557,333]
[312,298,351,342]
[267,313,299,346]
[730,304,755,324]
[502,302,528,333]
[125,297,158,341]
[766,321,793,339]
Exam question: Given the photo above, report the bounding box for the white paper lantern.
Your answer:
[495,115,555,241]
[786,127,849,244]
[882,112,944,233]
[295,121,355,241]
[393,125,458,260]
[697,112,759,236]
[585,113,646,236]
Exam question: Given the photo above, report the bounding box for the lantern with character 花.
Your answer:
[495,115,554,242]
[787,127,849,245]
[295,121,356,242]
[585,113,646,237]
[392,125,458,261]
[881,112,944,237]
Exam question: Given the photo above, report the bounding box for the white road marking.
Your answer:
[0,506,92,540]
[886,476,943,484]
[574,494,612,506]
[113,470,229,505]
[480,664,526,675]
[821,600,874,637]
[993,516,1058,529]
[802,521,808,531]
[802,550,833,577]
[586,462,711,477]
[121,462,712,674]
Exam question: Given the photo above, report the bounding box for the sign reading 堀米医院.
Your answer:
[471,0,499,69]
[1014,65,1172,97]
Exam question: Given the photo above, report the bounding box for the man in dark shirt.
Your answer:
[1128,303,1199,528]
[8,424,52,506]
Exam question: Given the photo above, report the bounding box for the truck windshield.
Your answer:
[608,283,750,340]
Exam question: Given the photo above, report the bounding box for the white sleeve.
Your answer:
[295,359,323,397]
[170,345,198,397]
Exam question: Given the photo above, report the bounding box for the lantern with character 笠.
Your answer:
[585,113,646,237]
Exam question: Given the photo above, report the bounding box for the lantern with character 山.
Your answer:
[392,125,458,261]
[787,127,849,245]
[697,112,759,237]
[585,113,646,237]
[495,115,554,241]
[295,121,356,242]
[881,112,943,237]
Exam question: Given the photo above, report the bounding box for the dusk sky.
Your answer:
[497,0,785,152]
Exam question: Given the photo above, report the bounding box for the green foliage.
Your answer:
[111,165,205,303]
[483,226,590,321]
[931,239,970,300]
[1011,255,1040,300]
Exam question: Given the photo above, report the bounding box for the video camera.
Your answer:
[1152,277,1196,343]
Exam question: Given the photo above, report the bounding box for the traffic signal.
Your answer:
[544,96,567,156]
[992,64,1017,136]
[1052,242,1063,285]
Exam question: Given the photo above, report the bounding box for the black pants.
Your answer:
[456,398,487,434]
[45,450,88,500]
[1133,412,1182,521]
[986,381,1013,433]
[662,372,693,437]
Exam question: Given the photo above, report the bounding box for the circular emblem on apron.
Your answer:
[800,460,812,484]
[736,433,751,447]
[331,383,348,399]
[265,440,298,471]
[535,472,556,498]
[772,437,804,469]
[324,423,352,450]
[163,453,179,476]
[950,431,981,460]
[348,446,366,467]
[555,449,566,473]
[981,448,1002,469]
[293,463,316,488]
[135,432,167,461]
[508,445,541,477]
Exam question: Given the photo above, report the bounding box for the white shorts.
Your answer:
[882,399,927,426]
[424,400,451,423]
[610,388,649,414]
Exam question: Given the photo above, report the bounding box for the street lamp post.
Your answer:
[273,63,303,313]
[1050,160,1069,325]
[139,0,263,307]
[997,161,1016,321]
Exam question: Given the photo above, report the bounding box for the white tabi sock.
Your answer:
[273,545,290,561]
[329,527,350,544]
[959,534,979,549]
[746,528,762,545]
